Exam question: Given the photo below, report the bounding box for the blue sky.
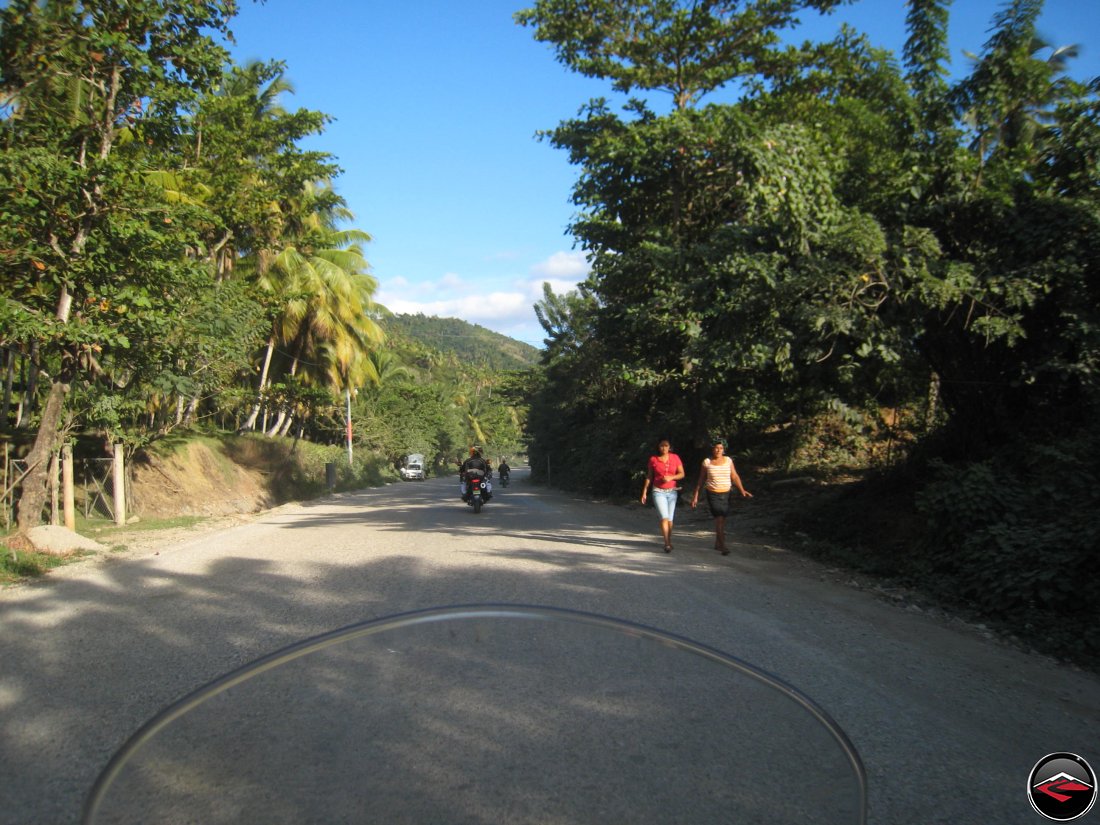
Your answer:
[226,1,1100,347]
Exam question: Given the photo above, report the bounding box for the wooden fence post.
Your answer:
[112,444,126,526]
[2,442,8,532]
[62,445,75,531]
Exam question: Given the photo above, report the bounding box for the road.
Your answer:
[1,468,1097,823]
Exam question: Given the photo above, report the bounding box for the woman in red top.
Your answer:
[640,438,685,552]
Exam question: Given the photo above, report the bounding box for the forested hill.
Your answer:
[384,314,541,371]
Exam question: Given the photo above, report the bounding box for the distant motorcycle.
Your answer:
[499,468,510,487]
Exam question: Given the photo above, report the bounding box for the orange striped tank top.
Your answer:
[704,458,732,492]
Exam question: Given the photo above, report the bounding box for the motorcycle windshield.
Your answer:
[83,605,866,824]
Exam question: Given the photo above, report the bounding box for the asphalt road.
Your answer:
[1,468,1097,823]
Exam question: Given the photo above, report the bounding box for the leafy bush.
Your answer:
[914,431,1100,661]
[263,440,396,501]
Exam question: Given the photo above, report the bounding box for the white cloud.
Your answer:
[378,289,529,325]
[438,272,466,290]
[530,250,588,280]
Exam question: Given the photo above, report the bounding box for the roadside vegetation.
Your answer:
[0,0,531,545]
[2,3,1097,665]
[517,0,1099,666]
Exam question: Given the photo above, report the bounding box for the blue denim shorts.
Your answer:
[652,487,678,521]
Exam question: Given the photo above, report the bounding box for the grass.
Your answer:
[80,514,206,535]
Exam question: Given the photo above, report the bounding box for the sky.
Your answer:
[225,1,1100,347]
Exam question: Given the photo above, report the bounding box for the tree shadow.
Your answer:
[0,472,813,824]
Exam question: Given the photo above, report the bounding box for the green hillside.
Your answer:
[384,314,541,371]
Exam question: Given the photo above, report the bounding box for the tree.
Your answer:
[243,182,384,436]
[518,0,913,479]
[516,0,852,110]
[0,0,237,538]
[188,59,336,282]
[952,0,1083,175]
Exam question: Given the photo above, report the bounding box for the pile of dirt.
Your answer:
[129,440,276,518]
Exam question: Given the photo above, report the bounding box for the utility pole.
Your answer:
[346,387,353,466]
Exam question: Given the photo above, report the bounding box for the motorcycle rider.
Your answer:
[460,447,492,501]
[498,458,511,485]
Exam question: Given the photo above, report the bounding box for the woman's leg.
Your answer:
[715,515,727,553]
[654,490,674,550]
[665,491,677,549]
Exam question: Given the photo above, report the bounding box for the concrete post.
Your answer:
[49,451,59,525]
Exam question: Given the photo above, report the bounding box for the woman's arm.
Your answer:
[730,461,752,498]
[690,460,706,507]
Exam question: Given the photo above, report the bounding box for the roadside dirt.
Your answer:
[127,440,275,518]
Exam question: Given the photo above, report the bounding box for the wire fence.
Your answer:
[2,446,130,532]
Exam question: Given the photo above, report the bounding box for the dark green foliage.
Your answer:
[351,321,534,473]
[911,432,1100,664]
[915,434,1100,613]
[517,0,852,109]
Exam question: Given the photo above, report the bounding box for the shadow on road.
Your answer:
[0,470,780,824]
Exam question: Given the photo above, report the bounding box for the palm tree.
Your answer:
[244,182,387,436]
[954,1,1082,170]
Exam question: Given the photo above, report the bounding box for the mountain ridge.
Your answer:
[383,313,541,371]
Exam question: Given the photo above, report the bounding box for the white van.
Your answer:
[400,454,425,481]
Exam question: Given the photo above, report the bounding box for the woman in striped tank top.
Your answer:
[690,436,752,555]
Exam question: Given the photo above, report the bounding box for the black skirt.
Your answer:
[706,489,732,517]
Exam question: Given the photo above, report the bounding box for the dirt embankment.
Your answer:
[128,438,282,518]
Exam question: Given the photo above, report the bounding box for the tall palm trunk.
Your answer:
[265,353,299,437]
[265,409,287,437]
[276,412,294,437]
[240,334,276,432]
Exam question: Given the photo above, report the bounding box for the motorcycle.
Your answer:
[83,605,867,824]
[464,472,489,513]
[499,468,510,487]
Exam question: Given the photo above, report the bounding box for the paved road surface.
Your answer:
[1,469,1097,823]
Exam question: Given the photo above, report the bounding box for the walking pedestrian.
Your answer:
[640,438,685,552]
[690,436,752,555]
